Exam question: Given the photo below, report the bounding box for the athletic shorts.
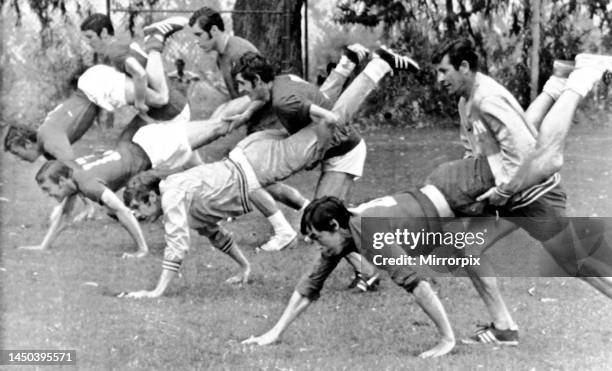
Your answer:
[78,64,127,112]
[188,160,252,231]
[132,122,192,171]
[228,147,262,191]
[425,156,496,216]
[322,139,367,178]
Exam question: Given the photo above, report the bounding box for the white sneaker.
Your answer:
[260,231,298,252]
[566,54,612,96]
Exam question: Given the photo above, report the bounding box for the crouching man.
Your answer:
[243,193,456,358]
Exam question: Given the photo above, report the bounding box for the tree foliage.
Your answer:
[233,0,304,75]
[333,0,612,126]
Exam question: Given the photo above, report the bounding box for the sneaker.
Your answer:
[575,53,612,83]
[374,46,420,73]
[143,16,188,39]
[461,323,519,346]
[566,53,612,96]
[347,273,363,289]
[259,231,298,252]
[604,70,612,85]
[355,273,380,292]
[344,43,370,65]
[552,60,575,78]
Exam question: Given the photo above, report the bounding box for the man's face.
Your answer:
[128,192,162,222]
[435,54,467,96]
[38,177,72,202]
[82,29,109,55]
[305,223,350,258]
[192,23,215,53]
[236,73,270,102]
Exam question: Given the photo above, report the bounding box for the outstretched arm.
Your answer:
[100,188,148,258]
[125,268,177,299]
[220,98,266,132]
[18,195,77,251]
[242,291,312,345]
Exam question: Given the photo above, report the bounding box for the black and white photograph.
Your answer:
[1,0,612,369]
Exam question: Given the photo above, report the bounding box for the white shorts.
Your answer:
[78,65,127,112]
[322,139,367,178]
[132,122,193,171]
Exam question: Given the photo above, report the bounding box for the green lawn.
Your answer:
[1,121,612,370]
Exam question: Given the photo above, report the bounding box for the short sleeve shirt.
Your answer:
[72,142,151,202]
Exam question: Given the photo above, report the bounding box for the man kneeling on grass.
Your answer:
[243,194,456,358]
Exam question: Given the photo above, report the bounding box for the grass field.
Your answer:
[2,118,612,370]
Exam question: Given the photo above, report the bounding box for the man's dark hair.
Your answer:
[123,170,162,206]
[188,6,224,35]
[35,160,73,184]
[300,196,352,235]
[80,13,115,36]
[4,125,37,152]
[232,52,275,84]
[431,38,479,71]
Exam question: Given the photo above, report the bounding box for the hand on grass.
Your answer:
[119,290,160,299]
[18,245,46,251]
[121,251,148,259]
[225,267,251,285]
[242,331,280,346]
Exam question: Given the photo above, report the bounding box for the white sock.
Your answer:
[335,55,355,77]
[268,211,293,235]
[364,58,392,83]
[542,76,567,101]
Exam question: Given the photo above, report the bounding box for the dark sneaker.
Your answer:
[374,46,420,73]
[356,273,380,292]
[347,273,363,289]
[343,43,370,65]
[143,16,188,39]
[461,323,519,346]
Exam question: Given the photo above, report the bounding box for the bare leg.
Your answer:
[464,218,519,330]
[413,281,456,358]
[581,277,612,298]
[145,50,169,105]
[525,93,555,131]
[265,183,308,210]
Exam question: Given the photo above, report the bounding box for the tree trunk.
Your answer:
[529,0,540,102]
[233,0,304,76]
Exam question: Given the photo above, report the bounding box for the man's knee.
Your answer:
[198,225,234,253]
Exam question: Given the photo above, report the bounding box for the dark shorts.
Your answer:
[426,156,584,274]
[425,156,495,216]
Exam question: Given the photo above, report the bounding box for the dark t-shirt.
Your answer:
[72,141,151,202]
[295,192,440,300]
[271,75,361,158]
[37,89,100,161]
